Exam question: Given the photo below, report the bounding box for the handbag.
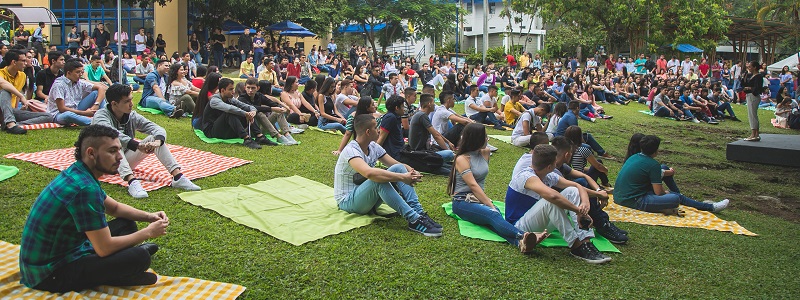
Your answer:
[397,146,446,175]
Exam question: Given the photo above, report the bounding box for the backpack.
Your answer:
[397,146,447,175]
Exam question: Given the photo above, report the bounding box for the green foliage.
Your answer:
[436,41,457,56]
[541,26,604,58]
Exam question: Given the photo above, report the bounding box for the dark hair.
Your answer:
[469,85,478,94]
[353,114,375,135]
[196,65,208,77]
[448,123,487,194]
[218,78,235,92]
[319,77,337,96]
[419,93,435,107]
[551,103,567,117]
[487,85,498,92]
[0,50,24,68]
[74,124,120,161]
[550,136,573,155]
[314,74,327,89]
[304,79,317,92]
[90,55,102,61]
[64,59,84,73]
[563,125,584,148]
[208,65,219,73]
[284,76,298,92]
[625,133,645,161]
[532,144,558,170]
[640,135,661,156]
[106,83,132,103]
[234,82,246,95]
[47,51,64,65]
[568,100,580,110]
[194,72,223,117]
[167,63,185,84]
[156,59,170,67]
[528,131,550,149]
[403,87,416,96]
[385,95,405,114]
[439,91,454,104]
[355,96,374,116]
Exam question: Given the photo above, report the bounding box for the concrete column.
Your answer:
[154,0,188,55]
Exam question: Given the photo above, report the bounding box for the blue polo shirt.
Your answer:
[554,110,578,136]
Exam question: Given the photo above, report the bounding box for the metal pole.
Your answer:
[455,2,459,72]
[117,0,124,85]
[482,0,488,65]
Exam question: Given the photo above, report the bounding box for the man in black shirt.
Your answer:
[13,24,30,47]
[238,29,253,65]
[348,44,358,67]
[418,63,434,86]
[92,23,111,50]
[209,28,226,67]
[35,51,65,101]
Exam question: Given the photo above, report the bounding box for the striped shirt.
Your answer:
[334,141,386,203]
[569,144,593,171]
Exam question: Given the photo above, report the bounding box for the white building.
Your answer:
[460,0,547,53]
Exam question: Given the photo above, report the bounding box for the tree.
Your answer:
[499,0,544,53]
[755,0,800,25]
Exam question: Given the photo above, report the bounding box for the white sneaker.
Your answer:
[277,135,297,145]
[712,199,729,212]
[486,143,498,152]
[172,176,201,191]
[286,134,298,144]
[295,124,309,130]
[128,180,149,198]
[289,127,305,134]
[692,118,700,123]
[590,117,597,123]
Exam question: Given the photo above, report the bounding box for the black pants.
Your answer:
[442,123,465,146]
[33,218,155,293]
[287,104,319,125]
[206,113,261,139]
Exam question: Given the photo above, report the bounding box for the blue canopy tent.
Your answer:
[337,23,387,33]
[673,44,704,53]
[223,20,255,35]
[280,29,317,37]
[268,20,307,32]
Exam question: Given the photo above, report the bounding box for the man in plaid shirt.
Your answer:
[19,125,169,292]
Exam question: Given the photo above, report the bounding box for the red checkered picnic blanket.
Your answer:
[4,145,251,191]
[18,123,65,130]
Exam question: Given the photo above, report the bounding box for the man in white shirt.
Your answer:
[680,57,694,76]
[464,85,505,131]
[667,56,680,74]
[134,27,147,56]
[334,114,442,237]
[431,91,473,146]
[730,60,742,101]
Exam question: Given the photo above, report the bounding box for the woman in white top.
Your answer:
[121,52,137,74]
[545,102,566,140]
[167,63,199,115]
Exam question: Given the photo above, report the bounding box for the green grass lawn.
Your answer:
[1,94,799,298]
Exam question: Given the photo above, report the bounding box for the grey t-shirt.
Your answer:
[408,111,432,151]
[334,140,387,203]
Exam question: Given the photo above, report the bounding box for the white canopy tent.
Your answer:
[2,7,60,25]
[767,52,799,72]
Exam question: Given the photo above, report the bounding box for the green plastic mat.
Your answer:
[442,201,620,253]
[639,110,676,120]
[178,175,395,245]
[0,165,19,182]
[488,134,513,145]
[193,129,299,145]
[136,105,165,115]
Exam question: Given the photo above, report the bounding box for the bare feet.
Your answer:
[519,229,550,254]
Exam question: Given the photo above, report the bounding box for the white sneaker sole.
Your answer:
[571,253,612,264]
[408,227,443,237]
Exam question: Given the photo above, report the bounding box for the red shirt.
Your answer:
[507,54,517,67]
[406,69,416,76]
[605,59,614,70]
[287,63,301,78]
[656,59,667,71]
[698,63,710,78]
[192,78,204,89]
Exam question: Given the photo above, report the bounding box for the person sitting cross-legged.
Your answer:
[334,114,443,237]
[510,102,550,147]
[19,124,169,293]
[238,78,297,145]
[47,59,108,126]
[505,144,612,264]
[0,50,52,134]
[199,78,272,149]
[431,91,474,147]
[92,84,201,198]
[404,93,454,175]
[141,59,182,118]
[614,135,730,214]
[449,123,549,254]
[465,84,506,130]
[83,55,113,85]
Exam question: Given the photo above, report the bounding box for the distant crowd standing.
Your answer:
[1,25,763,294]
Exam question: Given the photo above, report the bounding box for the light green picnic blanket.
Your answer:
[309,126,344,136]
[0,165,19,182]
[488,134,513,145]
[178,175,394,246]
[193,129,299,145]
[136,105,164,115]
[639,110,676,120]
[442,201,620,253]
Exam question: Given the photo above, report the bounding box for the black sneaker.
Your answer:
[3,125,26,134]
[170,108,185,119]
[420,212,443,229]
[255,135,278,146]
[242,139,262,149]
[492,124,506,131]
[730,116,741,122]
[609,222,628,235]
[408,216,443,237]
[596,222,628,244]
[570,241,611,264]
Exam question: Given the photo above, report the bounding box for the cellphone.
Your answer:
[579,217,592,230]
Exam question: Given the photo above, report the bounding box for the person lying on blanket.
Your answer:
[334,114,443,237]
[92,84,201,198]
[448,123,549,254]
[199,78,274,150]
[20,125,169,293]
[614,135,730,214]
[47,59,108,126]
[0,50,52,134]
[505,144,611,264]
[512,133,628,244]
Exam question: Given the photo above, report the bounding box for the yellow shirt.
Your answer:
[0,67,25,108]
[503,101,524,125]
[258,69,278,85]
[240,61,254,77]
[519,55,530,69]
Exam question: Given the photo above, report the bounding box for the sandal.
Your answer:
[743,136,761,142]
[519,229,550,254]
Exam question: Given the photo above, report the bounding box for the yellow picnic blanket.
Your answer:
[606,198,757,236]
[0,241,246,299]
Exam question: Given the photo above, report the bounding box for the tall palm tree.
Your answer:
[756,0,800,25]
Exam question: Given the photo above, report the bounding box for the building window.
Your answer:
[49,0,153,48]
[489,3,496,14]
[464,27,472,32]
[466,2,472,13]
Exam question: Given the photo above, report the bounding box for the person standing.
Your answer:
[92,23,111,51]
[113,26,129,54]
[327,39,337,54]
[14,24,30,48]
[134,28,147,57]
[238,28,253,65]
[67,26,81,55]
[19,124,168,293]
[30,22,48,61]
[742,61,764,141]
[209,28,226,67]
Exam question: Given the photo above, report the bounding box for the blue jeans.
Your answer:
[593,90,607,102]
[451,195,523,245]
[338,164,423,222]
[468,111,501,126]
[784,82,795,99]
[54,91,105,126]
[253,52,263,66]
[317,116,346,133]
[410,78,418,89]
[583,133,606,156]
[478,85,489,93]
[212,49,225,67]
[191,50,202,65]
[578,108,594,121]
[717,102,735,117]
[133,76,146,85]
[436,149,454,163]
[298,76,311,84]
[661,164,680,194]
[654,106,672,117]
[628,191,713,212]
[142,96,175,116]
